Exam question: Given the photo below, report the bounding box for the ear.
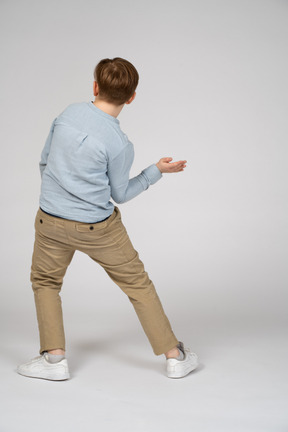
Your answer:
[125,92,136,105]
[93,81,99,97]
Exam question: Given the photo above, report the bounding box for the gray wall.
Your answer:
[0,0,287,330]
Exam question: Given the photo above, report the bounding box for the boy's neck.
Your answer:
[92,98,124,118]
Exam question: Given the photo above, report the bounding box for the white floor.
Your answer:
[1,309,287,432]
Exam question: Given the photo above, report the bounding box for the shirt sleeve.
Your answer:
[107,141,162,204]
[39,117,57,177]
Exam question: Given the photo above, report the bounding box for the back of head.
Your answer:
[94,57,139,106]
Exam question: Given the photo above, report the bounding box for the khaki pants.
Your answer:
[31,206,179,355]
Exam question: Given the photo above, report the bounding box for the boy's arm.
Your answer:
[39,117,57,177]
[107,142,162,204]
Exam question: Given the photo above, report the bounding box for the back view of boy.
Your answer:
[17,57,198,380]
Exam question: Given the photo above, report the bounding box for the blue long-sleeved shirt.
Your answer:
[39,101,162,222]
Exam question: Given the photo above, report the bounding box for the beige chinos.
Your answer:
[31,206,179,356]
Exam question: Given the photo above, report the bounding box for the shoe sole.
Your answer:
[17,369,70,381]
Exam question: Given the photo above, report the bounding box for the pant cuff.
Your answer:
[153,337,180,356]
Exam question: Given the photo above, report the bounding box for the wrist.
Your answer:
[156,162,163,173]
[142,164,163,185]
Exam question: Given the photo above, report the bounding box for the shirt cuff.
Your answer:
[141,164,163,185]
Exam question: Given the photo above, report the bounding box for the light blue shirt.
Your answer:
[39,101,162,222]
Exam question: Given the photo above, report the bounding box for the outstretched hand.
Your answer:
[156,157,187,173]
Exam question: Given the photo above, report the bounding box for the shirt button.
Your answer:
[40,219,43,224]
[89,226,94,230]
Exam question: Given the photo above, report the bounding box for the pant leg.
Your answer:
[31,209,75,354]
[71,207,179,355]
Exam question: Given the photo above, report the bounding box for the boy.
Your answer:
[17,57,198,380]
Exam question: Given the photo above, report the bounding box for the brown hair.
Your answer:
[93,57,139,105]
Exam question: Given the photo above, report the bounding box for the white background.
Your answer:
[0,1,287,431]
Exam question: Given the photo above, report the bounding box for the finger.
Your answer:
[170,162,186,169]
[177,160,187,165]
[168,160,187,166]
[168,161,183,167]
[172,164,186,172]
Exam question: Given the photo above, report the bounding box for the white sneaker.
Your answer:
[166,341,198,378]
[17,353,70,381]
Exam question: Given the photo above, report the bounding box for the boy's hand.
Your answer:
[156,157,187,173]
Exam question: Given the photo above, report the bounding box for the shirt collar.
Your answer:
[87,101,120,124]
